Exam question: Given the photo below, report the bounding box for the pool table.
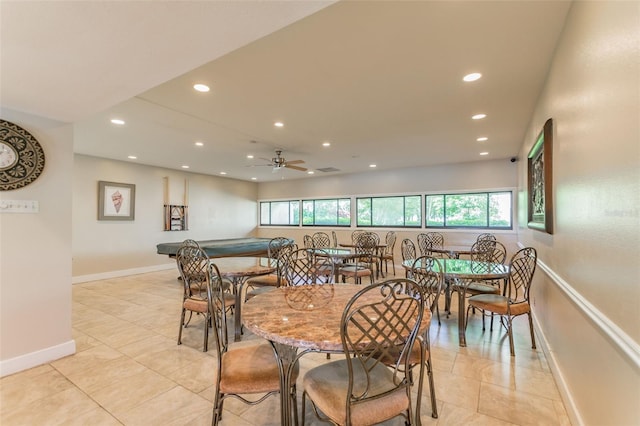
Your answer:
[156,237,288,258]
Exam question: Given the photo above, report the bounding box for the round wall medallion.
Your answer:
[0,119,46,191]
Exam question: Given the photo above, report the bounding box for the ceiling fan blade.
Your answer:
[284,159,305,165]
[285,164,308,172]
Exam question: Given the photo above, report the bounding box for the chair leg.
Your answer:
[528,312,537,349]
[203,313,210,352]
[212,390,223,425]
[178,308,186,345]
[426,356,438,419]
[507,316,515,356]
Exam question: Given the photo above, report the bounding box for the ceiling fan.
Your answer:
[263,150,307,172]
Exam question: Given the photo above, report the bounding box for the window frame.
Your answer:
[259,200,300,226]
[301,198,351,227]
[355,195,422,228]
[424,190,513,230]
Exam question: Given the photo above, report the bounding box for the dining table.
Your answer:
[338,241,387,277]
[242,284,431,426]
[212,256,275,342]
[310,247,357,282]
[403,257,509,347]
[427,244,474,259]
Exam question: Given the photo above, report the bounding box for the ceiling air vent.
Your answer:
[316,167,340,173]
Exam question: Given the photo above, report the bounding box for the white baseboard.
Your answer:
[72,263,175,284]
[0,340,76,378]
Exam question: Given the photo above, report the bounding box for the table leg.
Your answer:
[230,277,250,342]
[456,278,468,347]
[269,342,301,426]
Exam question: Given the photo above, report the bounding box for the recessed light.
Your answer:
[194,141,204,147]
[322,142,331,147]
[472,114,487,120]
[181,165,190,169]
[251,177,257,181]
[246,154,254,159]
[110,119,125,125]
[480,152,489,156]
[193,84,210,92]
[463,73,482,82]
[127,155,137,160]
[369,164,377,168]
[477,137,488,142]
[307,171,314,175]
[274,121,284,128]
[220,171,227,175]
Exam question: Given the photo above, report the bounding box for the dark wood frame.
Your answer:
[98,180,135,221]
[527,118,553,234]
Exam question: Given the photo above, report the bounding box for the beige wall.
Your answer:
[0,109,74,375]
[515,2,640,425]
[73,155,259,280]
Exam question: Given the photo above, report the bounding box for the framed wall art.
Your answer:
[527,118,553,234]
[98,181,135,221]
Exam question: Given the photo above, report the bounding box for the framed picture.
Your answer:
[527,118,553,234]
[98,181,135,221]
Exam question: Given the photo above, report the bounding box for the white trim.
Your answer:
[0,340,76,378]
[72,263,175,284]
[517,243,640,425]
[535,258,640,369]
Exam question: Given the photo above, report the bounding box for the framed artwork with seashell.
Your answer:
[98,180,135,221]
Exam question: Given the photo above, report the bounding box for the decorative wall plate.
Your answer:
[0,119,46,191]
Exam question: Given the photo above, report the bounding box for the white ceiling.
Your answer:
[1,0,571,182]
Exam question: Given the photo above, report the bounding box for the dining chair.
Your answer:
[466,246,538,356]
[450,240,506,322]
[340,232,378,284]
[175,243,234,352]
[282,247,334,285]
[381,231,397,276]
[312,231,332,248]
[401,238,417,277]
[417,232,444,257]
[350,229,366,244]
[301,278,425,426]
[402,256,443,420]
[476,232,497,242]
[331,230,338,247]
[303,234,313,249]
[208,259,299,425]
[246,237,296,290]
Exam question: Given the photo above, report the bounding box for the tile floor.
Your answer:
[1,269,572,425]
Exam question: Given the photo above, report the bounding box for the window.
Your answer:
[356,196,421,227]
[260,200,300,225]
[302,198,351,226]
[425,191,512,229]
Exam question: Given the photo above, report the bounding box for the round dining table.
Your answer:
[426,244,474,259]
[403,257,509,347]
[243,284,431,426]
[212,256,275,342]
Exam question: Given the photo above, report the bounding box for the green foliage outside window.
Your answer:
[356,196,421,227]
[302,199,350,226]
[426,192,511,229]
